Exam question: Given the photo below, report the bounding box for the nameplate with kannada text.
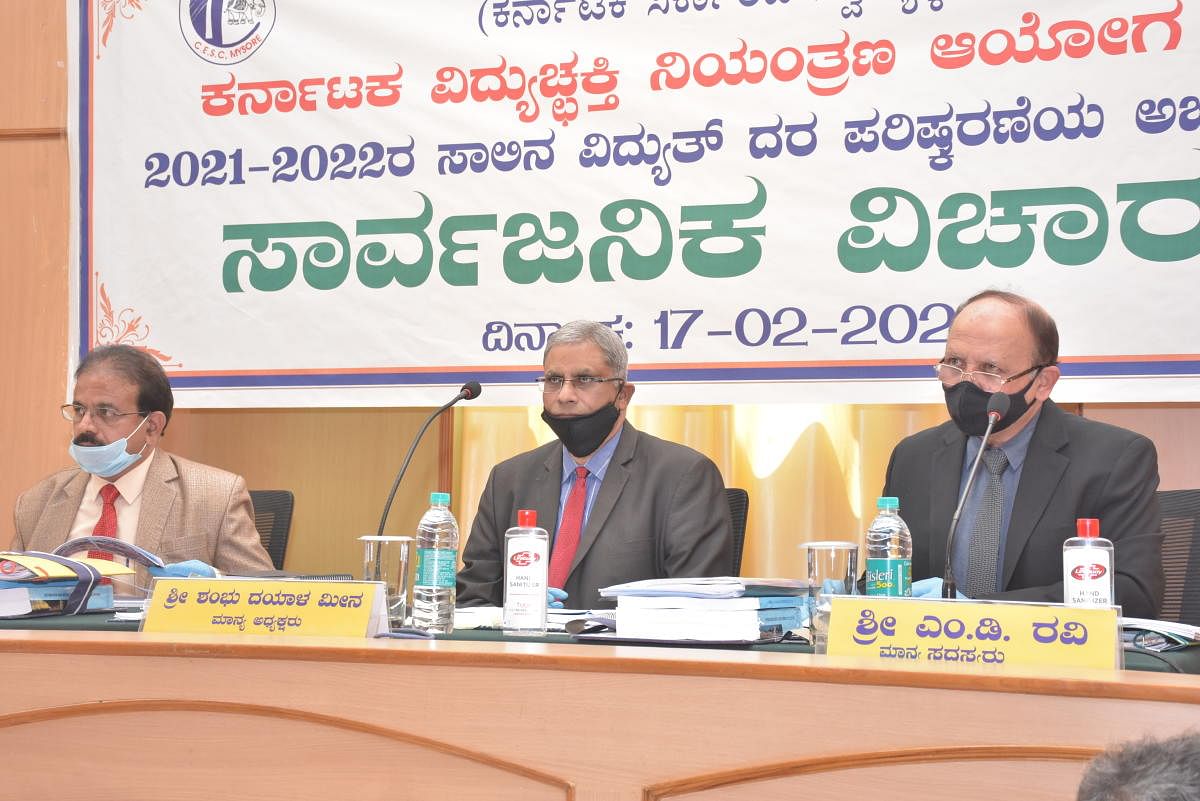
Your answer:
[826,596,1120,671]
[142,578,386,637]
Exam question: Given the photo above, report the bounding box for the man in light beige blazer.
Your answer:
[11,345,272,577]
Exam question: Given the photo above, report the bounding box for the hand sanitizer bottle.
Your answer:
[1063,518,1115,607]
[503,509,549,635]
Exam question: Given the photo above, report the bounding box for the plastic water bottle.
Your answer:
[1063,518,1115,607]
[412,491,459,633]
[503,509,549,635]
[865,496,912,597]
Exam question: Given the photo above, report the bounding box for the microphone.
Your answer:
[375,381,482,537]
[942,391,1010,598]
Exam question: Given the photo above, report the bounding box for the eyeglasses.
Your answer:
[60,403,148,424]
[934,362,1049,394]
[537,375,625,394]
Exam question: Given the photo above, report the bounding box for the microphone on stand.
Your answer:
[375,381,482,538]
[942,391,1010,599]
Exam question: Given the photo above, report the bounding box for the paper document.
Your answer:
[1120,617,1200,641]
[1120,617,1200,651]
[0,589,33,618]
[599,576,807,599]
[454,606,598,632]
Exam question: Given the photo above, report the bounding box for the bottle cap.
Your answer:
[517,509,537,527]
[877,496,899,510]
[1076,518,1100,538]
[430,491,451,506]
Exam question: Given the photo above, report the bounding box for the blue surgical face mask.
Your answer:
[69,414,150,477]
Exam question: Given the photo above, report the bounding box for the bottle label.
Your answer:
[415,547,456,588]
[865,557,912,597]
[503,532,549,631]
[1063,547,1113,606]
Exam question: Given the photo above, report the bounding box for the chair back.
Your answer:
[248,489,295,571]
[1157,489,1200,626]
[724,487,750,576]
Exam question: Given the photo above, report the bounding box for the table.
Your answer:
[0,629,1197,800]
[2,612,1196,673]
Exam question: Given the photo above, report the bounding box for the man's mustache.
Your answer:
[73,434,104,446]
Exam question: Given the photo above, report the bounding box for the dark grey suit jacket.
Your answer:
[456,423,733,609]
[883,400,1163,619]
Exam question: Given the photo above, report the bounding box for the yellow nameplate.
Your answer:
[826,596,1120,671]
[142,578,385,637]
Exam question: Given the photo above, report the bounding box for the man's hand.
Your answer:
[911,577,966,599]
[547,587,568,609]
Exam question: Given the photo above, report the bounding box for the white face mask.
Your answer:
[68,414,150,477]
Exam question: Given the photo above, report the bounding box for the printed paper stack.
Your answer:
[0,553,134,617]
[600,577,809,642]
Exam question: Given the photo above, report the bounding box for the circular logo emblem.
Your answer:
[1070,563,1107,581]
[180,0,276,65]
[510,551,541,567]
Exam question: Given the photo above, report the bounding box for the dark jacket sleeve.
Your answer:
[661,456,733,579]
[456,465,506,607]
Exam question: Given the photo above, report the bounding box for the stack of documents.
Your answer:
[0,553,134,617]
[599,576,807,600]
[615,594,805,641]
[599,577,809,642]
[1120,617,1200,652]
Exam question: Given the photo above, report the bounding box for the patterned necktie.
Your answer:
[548,466,589,589]
[88,483,121,560]
[965,448,1009,598]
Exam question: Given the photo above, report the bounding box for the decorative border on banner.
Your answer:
[78,0,92,365]
[163,356,1200,389]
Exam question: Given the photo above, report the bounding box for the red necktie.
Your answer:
[88,483,121,560]
[548,466,589,589]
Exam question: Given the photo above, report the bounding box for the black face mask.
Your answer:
[541,403,620,458]
[944,372,1040,437]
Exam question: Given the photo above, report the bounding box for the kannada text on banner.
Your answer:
[69,0,1200,406]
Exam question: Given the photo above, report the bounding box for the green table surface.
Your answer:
[2,612,1196,674]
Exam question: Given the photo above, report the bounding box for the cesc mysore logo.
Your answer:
[179,0,276,64]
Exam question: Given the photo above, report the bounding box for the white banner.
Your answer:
[69,0,1200,406]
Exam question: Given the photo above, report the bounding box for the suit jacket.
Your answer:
[457,424,733,609]
[883,400,1163,619]
[13,450,274,576]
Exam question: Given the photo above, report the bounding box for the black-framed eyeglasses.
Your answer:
[933,363,1049,394]
[537,375,625,394]
[60,403,148,424]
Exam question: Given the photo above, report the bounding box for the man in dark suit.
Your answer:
[457,320,733,609]
[884,290,1163,619]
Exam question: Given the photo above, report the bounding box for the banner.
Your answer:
[68,0,1200,407]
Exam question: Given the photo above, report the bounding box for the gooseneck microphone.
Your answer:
[375,381,482,538]
[942,391,1010,599]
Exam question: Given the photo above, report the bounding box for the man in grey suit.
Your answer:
[457,320,733,609]
[12,345,273,578]
[885,290,1163,618]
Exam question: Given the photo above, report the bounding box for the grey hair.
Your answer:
[1077,732,1200,801]
[544,320,628,380]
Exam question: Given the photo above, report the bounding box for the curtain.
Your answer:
[455,404,948,579]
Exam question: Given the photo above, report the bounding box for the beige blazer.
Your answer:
[12,450,274,576]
